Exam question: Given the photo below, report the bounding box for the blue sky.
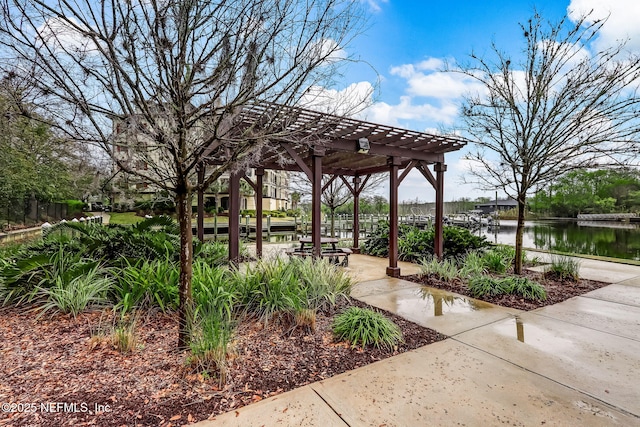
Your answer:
[329,0,640,202]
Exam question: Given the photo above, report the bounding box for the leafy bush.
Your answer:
[545,256,580,281]
[64,199,86,215]
[467,276,506,298]
[332,307,403,350]
[419,256,458,281]
[501,276,547,301]
[442,226,488,258]
[362,221,488,261]
[47,215,182,265]
[468,275,547,301]
[1,245,97,306]
[398,227,433,261]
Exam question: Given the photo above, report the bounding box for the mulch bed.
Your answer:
[0,299,445,426]
[402,270,610,311]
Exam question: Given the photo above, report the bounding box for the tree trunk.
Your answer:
[330,207,336,238]
[176,188,194,349]
[514,195,526,275]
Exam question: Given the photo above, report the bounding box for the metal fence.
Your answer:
[1,198,69,231]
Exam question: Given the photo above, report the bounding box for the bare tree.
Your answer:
[291,172,386,237]
[455,11,640,273]
[0,0,367,347]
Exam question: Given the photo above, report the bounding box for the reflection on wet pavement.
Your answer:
[417,287,495,317]
[356,283,520,336]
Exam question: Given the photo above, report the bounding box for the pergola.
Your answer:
[196,102,467,277]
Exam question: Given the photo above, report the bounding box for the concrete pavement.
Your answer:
[195,251,640,426]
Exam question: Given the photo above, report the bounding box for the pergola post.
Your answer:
[228,171,242,264]
[196,163,205,242]
[311,148,324,258]
[352,175,361,254]
[387,157,401,277]
[255,168,264,257]
[434,162,447,259]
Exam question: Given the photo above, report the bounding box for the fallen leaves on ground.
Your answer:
[0,299,444,426]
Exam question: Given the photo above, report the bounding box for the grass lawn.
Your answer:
[108,212,298,226]
[107,211,144,225]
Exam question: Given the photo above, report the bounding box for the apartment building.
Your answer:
[110,114,290,211]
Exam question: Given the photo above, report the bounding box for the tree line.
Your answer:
[529,168,640,217]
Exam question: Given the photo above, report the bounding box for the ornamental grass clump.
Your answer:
[418,256,458,281]
[468,275,547,301]
[332,307,403,350]
[545,256,580,281]
[458,251,486,278]
[35,263,113,318]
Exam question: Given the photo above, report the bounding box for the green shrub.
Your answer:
[467,276,506,298]
[545,256,580,281]
[64,199,86,215]
[468,275,547,301]
[1,245,98,306]
[192,261,237,319]
[418,256,458,281]
[398,227,433,261]
[188,314,235,386]
[332,307,403,350]
[362,222,488,261]
[442,226,488,258]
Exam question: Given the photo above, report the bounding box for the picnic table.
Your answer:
[284,237,352,266]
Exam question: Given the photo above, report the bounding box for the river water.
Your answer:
[480,219,640,261]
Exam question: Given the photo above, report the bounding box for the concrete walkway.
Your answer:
[195,252,640,426]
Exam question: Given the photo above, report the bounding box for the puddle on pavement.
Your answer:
[493,316,578,353]
[385,287,496,320]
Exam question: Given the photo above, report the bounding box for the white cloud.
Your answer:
[362,95,459,127]
[309,38,348,65]
[299,81,374,116]
[358,57,485,128]
[37,17,101,54]
[361,0,388,13]
[568,0,640,53]
[389,58,486,100]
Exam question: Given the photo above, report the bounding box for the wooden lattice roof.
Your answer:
[210,101,467,175]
